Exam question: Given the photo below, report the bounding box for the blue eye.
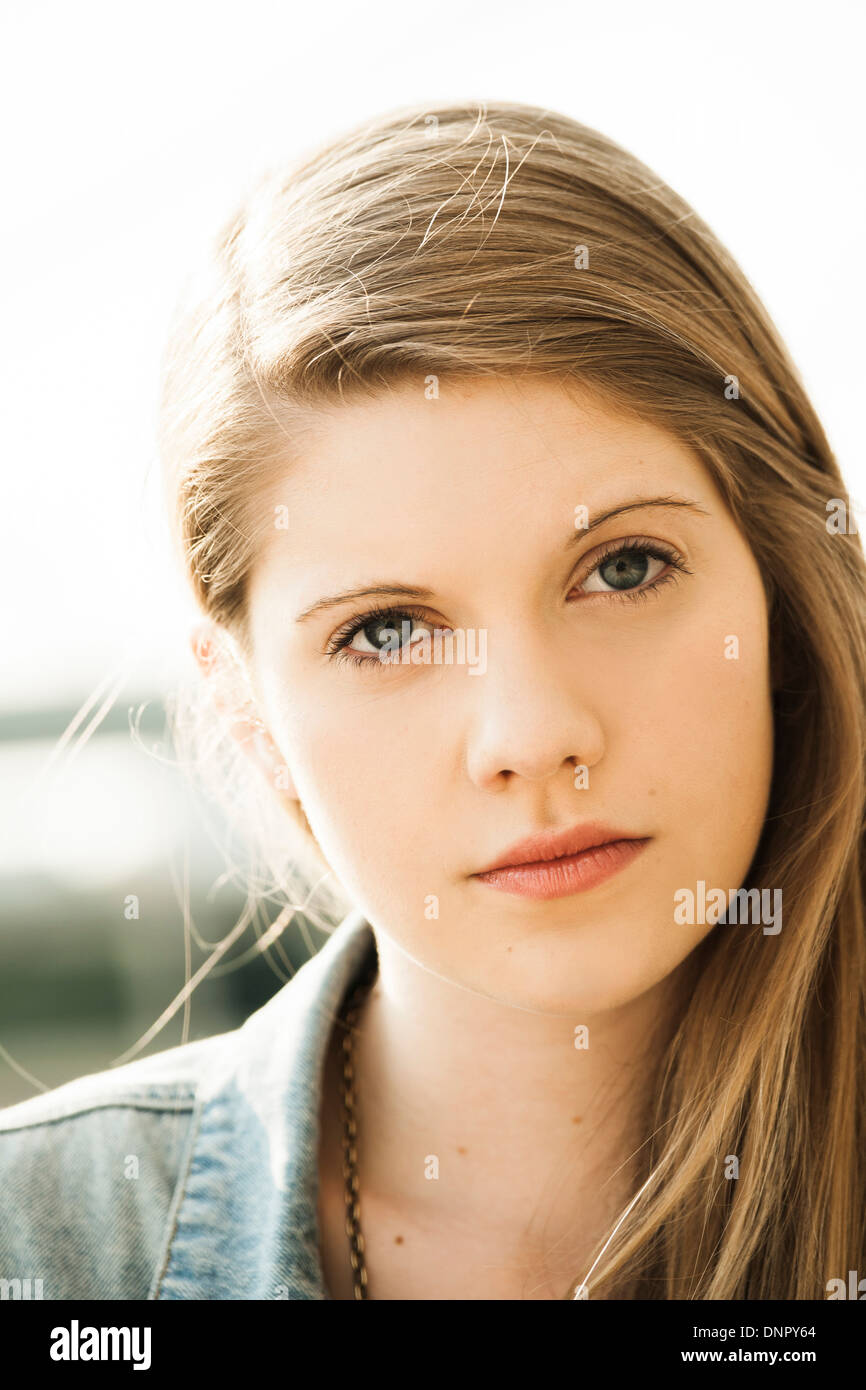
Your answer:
[578,540,680,596]
[326,605,440,667]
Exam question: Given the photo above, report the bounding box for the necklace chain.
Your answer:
[338,965,377,1300]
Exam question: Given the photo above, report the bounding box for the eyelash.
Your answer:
[325,537,689,669]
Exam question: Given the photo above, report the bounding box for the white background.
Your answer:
[2,0,863,710]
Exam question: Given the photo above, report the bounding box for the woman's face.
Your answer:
[243,375,775,1014]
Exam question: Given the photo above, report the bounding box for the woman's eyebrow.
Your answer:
[564,493,710,553]
[294,495,709,623]
[296,582,435,623]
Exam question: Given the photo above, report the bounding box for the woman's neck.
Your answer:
[333,930,681,1295]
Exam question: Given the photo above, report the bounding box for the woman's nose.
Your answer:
[463,632,605,790]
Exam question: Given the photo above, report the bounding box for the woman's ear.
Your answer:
[189,620,302,803]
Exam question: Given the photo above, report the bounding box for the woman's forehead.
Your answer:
[256,376,709,520]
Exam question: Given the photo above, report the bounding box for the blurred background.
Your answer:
[1,0,863,1105]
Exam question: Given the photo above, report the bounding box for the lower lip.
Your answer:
[472,838,650,900]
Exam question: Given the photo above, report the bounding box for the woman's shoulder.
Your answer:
[0,909,377,1300]
[0,1032,226,1301]
[0,1029,214,1135]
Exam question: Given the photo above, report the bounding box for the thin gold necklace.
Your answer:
[338,965,378,1300]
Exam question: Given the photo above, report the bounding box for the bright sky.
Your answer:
[2,0,863,711]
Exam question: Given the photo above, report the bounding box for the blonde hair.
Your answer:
[158,99,866,1298]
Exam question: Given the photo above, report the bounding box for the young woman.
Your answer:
[1,99,864,1302]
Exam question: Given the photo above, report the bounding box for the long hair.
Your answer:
[157,99,866,1298]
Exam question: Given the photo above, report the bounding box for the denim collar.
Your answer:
[152,906,377,1300]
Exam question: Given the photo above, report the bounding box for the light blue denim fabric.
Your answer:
[0,906,377,1300]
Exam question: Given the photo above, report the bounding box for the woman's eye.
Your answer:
[578,545,673,595]
[327,607,443,665]
[348,614,431,655]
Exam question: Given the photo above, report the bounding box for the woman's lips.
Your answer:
[472,837,650,900]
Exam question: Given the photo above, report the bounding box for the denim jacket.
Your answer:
[0,906,377,1300]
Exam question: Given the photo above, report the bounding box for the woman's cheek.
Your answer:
[274,693,433,890]
[655,617,773,885]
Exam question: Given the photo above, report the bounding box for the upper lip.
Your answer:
[473,822,647,874]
